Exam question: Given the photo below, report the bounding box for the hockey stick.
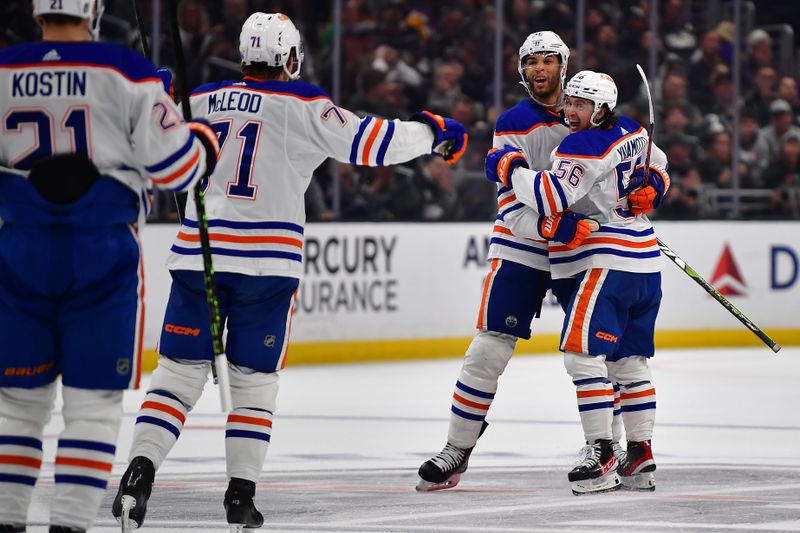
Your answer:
[131,0,184,224]
[166,0,232,409]
[634,64,780,353]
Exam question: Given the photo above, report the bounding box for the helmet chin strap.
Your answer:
[520,81,564,110]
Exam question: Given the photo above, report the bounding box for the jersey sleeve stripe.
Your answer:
[150,148,201,186]
[144,134,194,173]
[167,162,200,193]
[497,193,517,208]
[533,172,546,214]
[361,118,385,165]
[548,171,569,209]
[550,248,661,264]
[496,201,525,221]
[540,171,559,213]
[596,226,654,237]
[375,120,395,166]
[489,237,549,255]
[349,116,373,164]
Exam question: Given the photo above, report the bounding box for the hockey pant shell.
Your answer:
[129,357,208,469]
[0,222,144,390]
[158,270,299,372]
[226,365,278,483]
[476,259,551,340]
[448,331,516,448]
[607,356,656,442]
[559,269,661,361]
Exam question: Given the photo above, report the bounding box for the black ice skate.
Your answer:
[49,526,85,532]
[568,439,621,495]
[0,524,25,532]
[224,478,263,532]
[112,456,155,531]
[618,440,656,491]
[417,421,488,492]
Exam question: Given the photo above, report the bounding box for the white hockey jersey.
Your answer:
[0,41,208,217]
[510,116,668,279]
[489,98,568,271]
[166,78,436,277]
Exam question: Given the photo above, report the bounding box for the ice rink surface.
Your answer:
[24,347,800,532]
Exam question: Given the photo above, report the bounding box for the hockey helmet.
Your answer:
[565,70,618,126]
[239,12,304,80]
[517,31,570,94]
[32,0,105,40]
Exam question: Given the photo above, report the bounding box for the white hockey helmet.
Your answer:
[32,0,105,40]
[239,12,304,80]
[517,31,570,94]
[565,70,618,126]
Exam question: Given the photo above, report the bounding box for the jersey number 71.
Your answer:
[209,119,263,200]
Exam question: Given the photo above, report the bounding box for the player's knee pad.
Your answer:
[149,356,210,408]
[462,330,517,383]
[229,364,279,412]
[606,356,651,385]
[0,383,57,425]
[563,351,608,381]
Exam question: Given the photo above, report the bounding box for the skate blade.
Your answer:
[119,495,138,532]
[570,472,621,495]
[416,472,462,492]
[621,472,656,491]
[229,525,245,533]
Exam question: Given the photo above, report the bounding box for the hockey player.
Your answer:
[112,11,469,531]
[417,31,606,492]
[486,70,670,494]
[0,1,219,532]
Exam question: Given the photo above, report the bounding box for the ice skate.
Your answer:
[112,456,155,531]
[49,527,85,532]
[618,440,656,491]
[417,421,488,491]
[225,478,263,532]
[612,440,626,463]
[0,525,25,532]
[568,439,621,495]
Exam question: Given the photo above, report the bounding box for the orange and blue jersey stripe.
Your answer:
[54,439,116,490]
[171,218,305,262]
[349,116,396,166]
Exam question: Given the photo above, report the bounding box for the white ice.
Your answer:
[23,347,800,532]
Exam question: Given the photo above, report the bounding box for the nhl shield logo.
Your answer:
[505,315,518,328]
[264,335,276,348]
[116,358,130,375]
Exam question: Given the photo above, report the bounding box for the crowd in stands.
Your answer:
[2,0,799,220]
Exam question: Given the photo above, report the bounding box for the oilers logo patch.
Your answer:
[505,315,518,328]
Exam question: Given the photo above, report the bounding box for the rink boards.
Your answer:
[139,221,800,370]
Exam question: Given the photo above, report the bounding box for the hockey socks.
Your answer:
[225,408,273,482]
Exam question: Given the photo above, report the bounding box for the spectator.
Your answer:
[745,29,778,80]
[660,0,696,59]
[418,157,460,221]
[427,62,464,115]
[698,131,734,188]
[688,30,723,110]
[660,71,703,133]
[777,76,800,123]
[745,66,778,126]
[658,167,701,219]
[760,99,800,162]
[761,132,800,217]
[175,0,215,89]
[739,110,772,187]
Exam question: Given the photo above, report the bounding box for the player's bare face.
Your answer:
[522,54,561,101]
[565,96,594,133]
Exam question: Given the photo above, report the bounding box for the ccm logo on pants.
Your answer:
[164,324,201,336]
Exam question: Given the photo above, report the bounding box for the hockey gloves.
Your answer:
[410,110,469,164]
[538,210,600,250]
[156,67,176,103]
[187,118,221,175]
[626,163,671,215]
[485,146,528,187]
